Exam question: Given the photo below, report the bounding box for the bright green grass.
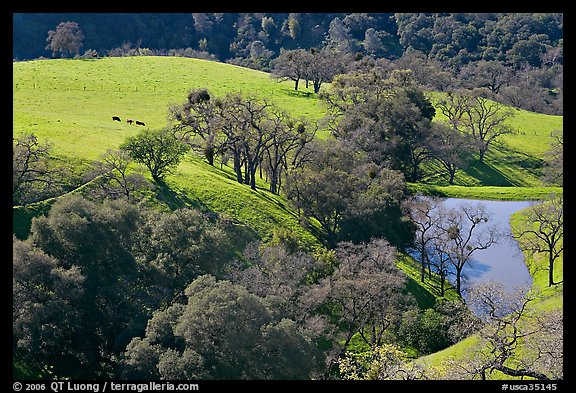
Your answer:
[407,183,563,201]
[161,155,323,250]
[395,252,460,307]
[426,92,563,190]
[13,57,332,242]
[13,57,563,380]
[13,56,330,160]
[14,57,562,192]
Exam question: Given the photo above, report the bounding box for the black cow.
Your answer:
[135,120,145,126]
[126,118,134,125]
[112,116,121,122]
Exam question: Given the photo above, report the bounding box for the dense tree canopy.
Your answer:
[120,127,189,182]
[120,275,320,379]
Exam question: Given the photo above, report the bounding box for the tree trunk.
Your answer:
[479,147,486,163]
[244,160,250,185]
[205,144,214,166]
[493,364,550,380]
[455,267,463,297]
[420,248,426,283]
[313,80,321,94]
[233,153,243,184]
[448,168,456,184]
[549,253,555,286]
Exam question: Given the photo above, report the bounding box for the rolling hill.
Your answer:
[13,54,563,381]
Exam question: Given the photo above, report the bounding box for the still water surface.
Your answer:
[439,198,533,294]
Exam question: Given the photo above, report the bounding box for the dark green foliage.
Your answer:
[132,207,231,297]
[322,67,439,181]
[28,195,146,376]
[120,275,319,379]
[21,194,234,378]
[120,128,189,182]
[398,298,480,355]
[15,13,562,71]
[13,236,85,364]
[286,139,414,249]
[13,13,562,115]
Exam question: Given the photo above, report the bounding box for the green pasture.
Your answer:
[159,155,323,250]
[13,56,330,243]
[13,56,329,160]
[407,183,563,201]
[426,91,562,188]
[14,57,562,198]
[12,55,563,254]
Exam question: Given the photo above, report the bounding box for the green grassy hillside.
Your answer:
[13,56,328,160]
[13,55,563,245]
[14,57,562,200]
[13,56,331,246]
[421,96,562,198]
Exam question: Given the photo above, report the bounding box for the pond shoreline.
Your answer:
[407,183,562,201]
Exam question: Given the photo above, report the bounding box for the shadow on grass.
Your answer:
[404,277,439,309]
[155,179,208,211]
[251,185,326,244]
[463,160,517,186]
[284,87,316,99]
[154,178,262,254]
[462,143,544,186]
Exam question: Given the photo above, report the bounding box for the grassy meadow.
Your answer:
[13,56,329,160]
[14,56,563,201]
[13,56,330,245]
[13,57,563,379]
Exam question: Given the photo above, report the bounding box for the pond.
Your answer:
[439,198,533,296]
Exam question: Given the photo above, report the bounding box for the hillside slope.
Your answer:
[13,56,331,245]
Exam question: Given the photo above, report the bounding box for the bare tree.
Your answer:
[306,48,344,94]
[318,238,414,375]
[435,202,500,297]
[46,21,84,58]
[168,88,219,166]
[402,195,441,283]
[458,60,513,95]
[512,195,563,287]
[436,90,514,163]
[460,281,563,380]
[428,122,474,184]
[270,49,311,91]
[89,149,150,202]
[13,133,52,205]
[461,93,514,163]
[261,115,316,194]
[230,243,323,325]
[541,130,563,186]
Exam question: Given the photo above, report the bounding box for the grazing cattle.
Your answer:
[135,120,146,126]
[112,116,121,122]
[126,118,134,125]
